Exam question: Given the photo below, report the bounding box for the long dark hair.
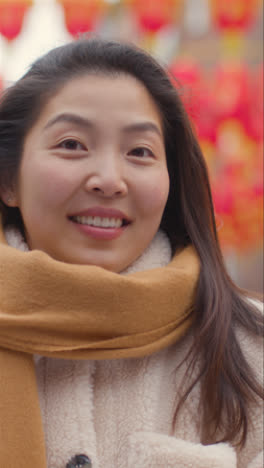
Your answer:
[0,37,262,447]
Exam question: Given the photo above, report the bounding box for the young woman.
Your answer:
[0,38,262,468]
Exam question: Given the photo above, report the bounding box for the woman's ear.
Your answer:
[0,190,19,207]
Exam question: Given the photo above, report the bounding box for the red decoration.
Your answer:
[169,60,204,127]
[58,0,106,37]
[212,63,251,129]
[246,65,264,142]
[209,63,263,251]
[131,0,182,33]
[170,60,217,147]
[170,59,263,251]
[210,0,260,32]
[212,156,263,252]
[0,0,32,41]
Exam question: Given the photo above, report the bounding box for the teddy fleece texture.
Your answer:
[5,226,264,468]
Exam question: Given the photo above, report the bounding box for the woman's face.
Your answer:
[7,73,169,272]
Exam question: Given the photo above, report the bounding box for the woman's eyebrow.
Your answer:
[122,122,162,138]
[43,113,162,138]
[43,113,93,131]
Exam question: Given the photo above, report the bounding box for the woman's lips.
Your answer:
[69,218,128,240]
[68,206,131,240]
[69,206,130,221]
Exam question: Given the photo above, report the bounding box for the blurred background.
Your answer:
[0,0,263,293]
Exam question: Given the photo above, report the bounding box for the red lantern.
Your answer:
[58,0,106,37]
[210,0,260,32]
[170,60,217,168]
[131,0,182,34]
[212,63,251,128]
[0,0,32,41]
[212,160,263,252]
[169,60,203,122]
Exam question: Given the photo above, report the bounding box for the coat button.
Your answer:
[66,454,92,468]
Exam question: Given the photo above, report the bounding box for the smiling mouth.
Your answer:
[69,215,130,229]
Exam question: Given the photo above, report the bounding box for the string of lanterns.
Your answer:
[0,0,262,41]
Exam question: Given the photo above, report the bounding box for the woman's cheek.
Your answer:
[136,173,169,216]
[23,158,78,208]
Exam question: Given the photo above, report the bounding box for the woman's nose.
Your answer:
[84,158,128,198]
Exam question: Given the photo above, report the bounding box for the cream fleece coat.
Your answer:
[5,227,264,468]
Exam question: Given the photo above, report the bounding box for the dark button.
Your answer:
[66,454,92,468]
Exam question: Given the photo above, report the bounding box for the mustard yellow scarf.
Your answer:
[0,216,200,467]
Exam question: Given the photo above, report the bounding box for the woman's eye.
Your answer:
[128,147,154,158]
[58,139,86,151]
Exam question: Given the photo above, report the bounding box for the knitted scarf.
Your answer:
[0,216,200,467]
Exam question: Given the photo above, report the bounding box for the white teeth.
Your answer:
[110,218,117,227]
[74,215,123,228]
[101,218,109,227]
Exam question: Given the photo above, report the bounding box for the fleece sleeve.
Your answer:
[127,432,264,468]
[247,451,263,468]
[127,432,237,468]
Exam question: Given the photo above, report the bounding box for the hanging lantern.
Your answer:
[213,64,258,179]
[212,63,251,128]
[58,0,106,37]
[210,0,262,56]
[211,62,263,252]
[212,160,263,252]
[130,0,182,34]
[169,60,203,122]
[210,0,260,32]
[0,0,32,41]
[170,60,217,169]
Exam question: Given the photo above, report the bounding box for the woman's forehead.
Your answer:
[29,73,164,137]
